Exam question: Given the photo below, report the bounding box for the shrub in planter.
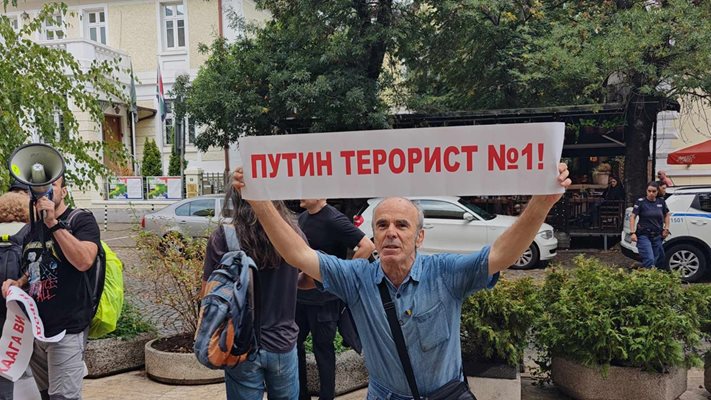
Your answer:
[461,277,541,377]
[690,284,711,394]
[136,231,222,384]
[85,302,157,377]
[533,256,707,399]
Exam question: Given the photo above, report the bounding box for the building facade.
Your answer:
[3,0,266,205]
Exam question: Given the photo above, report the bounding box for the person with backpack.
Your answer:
[231,165,570,399]
[2,175,102,400]
[201,187,301,400]
[0,190,30,399]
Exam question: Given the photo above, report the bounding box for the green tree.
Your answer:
[187,0,397,170]
[141,138,162,177]
[398,0,711,202]
[0,2,126,190]
[168,147,187,176]
[168,74,190,177]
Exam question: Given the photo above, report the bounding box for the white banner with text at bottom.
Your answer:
[0,287,66,382]
[238,122,565,200]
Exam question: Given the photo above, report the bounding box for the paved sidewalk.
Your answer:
[81,369,710,400]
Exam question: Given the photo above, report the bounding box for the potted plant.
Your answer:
[533,256,707,400]
[601,117,626,141]
[460,277,541,400]
[564,124,579,145]
[85,302,157,378]
[592,163,611,185]
[692,284,711,394]
[136,230,223,384]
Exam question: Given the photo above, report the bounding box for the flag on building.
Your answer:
[129,63,137,115]
[156,64,166,121]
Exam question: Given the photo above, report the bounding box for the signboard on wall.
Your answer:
[146,176,183,200]
[107,176,144,200]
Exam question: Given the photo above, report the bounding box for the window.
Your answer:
[161,3,186,49]
[85,10,106,45]
[175,199,215,217]
[694,194,711,213]
[43,14,64,41]
[164,100,175,145]
[165,100,198,147]
[176,117,197,145]
[417,200,466,220]
[8,15,19,32]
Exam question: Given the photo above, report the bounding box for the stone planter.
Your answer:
[303,350,368,396]
[551,357,687,400]
[144,337,224,385]
[85,332,157,378]
[463,358,520,400]
[704,352,710,394]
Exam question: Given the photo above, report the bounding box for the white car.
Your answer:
[353,196,558,269]
[620,186,711,282]
[141,194,229,237]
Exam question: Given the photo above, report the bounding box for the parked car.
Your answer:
[620,186,711,282]
[141,194,229,237]
[353,196,558,269]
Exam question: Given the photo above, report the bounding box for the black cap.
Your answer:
[9,180,29,192]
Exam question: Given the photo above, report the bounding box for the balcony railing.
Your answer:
[42,39,132,88]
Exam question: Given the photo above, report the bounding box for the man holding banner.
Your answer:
[232,157,570,399]
[2,176,102,400]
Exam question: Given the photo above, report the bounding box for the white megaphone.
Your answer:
[8,143,66,200]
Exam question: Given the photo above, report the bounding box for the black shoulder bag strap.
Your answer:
[377,280,421,400]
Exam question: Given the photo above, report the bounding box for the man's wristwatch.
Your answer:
[49,221,70,234]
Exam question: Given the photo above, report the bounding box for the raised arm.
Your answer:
[487,163,570,274]
[232,168,322,281]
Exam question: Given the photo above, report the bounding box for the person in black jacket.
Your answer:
[591,175,625,227]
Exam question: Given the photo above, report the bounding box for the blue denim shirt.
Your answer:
[318,246,495,396]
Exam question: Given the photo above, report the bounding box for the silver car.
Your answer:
[141,194,230,237]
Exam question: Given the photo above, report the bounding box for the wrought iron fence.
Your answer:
[201,172,227,195]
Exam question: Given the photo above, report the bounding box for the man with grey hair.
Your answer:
[232,164,571,399]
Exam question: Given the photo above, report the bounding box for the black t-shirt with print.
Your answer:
[297,204,365,305]
[22,208,101,336]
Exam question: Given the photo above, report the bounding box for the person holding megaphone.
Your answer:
[2,144,103,400]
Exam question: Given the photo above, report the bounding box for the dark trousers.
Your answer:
[296,300,341,400]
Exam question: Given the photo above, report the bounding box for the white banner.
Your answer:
[239,122,565,200]
[0,287,65,382]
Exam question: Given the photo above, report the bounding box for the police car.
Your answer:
[620,186,711,282]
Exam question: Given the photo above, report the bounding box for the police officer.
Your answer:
[630,181,670,268]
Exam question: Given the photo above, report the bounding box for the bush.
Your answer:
[102,302,156,340]
[141,138,162,177]
[136,230,206,336]
[534,256,707,377]
[168,146,188,176]
[460,277,541,368]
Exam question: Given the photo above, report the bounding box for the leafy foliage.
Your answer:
[168,146,187,176]
[102,302,156,340]
[303,332,347,355]
[461,277,541,368]
[136,231,206,336]
[186,0,395,154]
[141,138,162,177]
[534,256,707,379]
[0,3,126,190]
